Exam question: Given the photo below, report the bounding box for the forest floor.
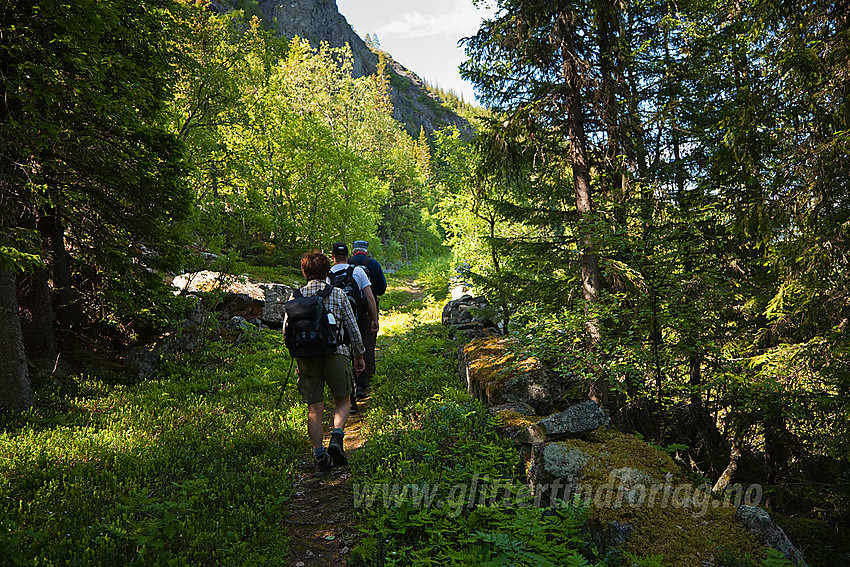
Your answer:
[285,277,425,566]
[285,398,370,567]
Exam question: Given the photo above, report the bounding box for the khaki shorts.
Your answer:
[295,354,353,405]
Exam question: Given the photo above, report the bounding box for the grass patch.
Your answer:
[240,263,304,287]
[350,315,607,566]
[0,329,307,565]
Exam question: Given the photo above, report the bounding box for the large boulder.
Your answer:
[171,271,291,327]
[256,282,291,327]
[735,506,808,566]
[514,400,611,444]
[459,337,579,414]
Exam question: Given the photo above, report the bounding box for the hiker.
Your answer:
[329,242,378,403]
[289,251,365,474]
[348,240,386,395]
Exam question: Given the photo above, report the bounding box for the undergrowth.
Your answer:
[350,315,608,566]
[0,329,305,566]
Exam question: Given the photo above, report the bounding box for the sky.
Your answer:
[335,0,493,104]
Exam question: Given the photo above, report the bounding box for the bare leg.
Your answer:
[333,396,351,431]
[307,401,325,449]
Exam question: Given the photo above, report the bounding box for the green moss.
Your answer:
[550,430,767,566]
[464,337,544,402]
[494,410,537,430]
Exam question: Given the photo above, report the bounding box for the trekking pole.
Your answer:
[275,358,295,407]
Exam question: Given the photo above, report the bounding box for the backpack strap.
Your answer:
[292,289,303,299]
[345,265,355,278]
[317,284,334,299]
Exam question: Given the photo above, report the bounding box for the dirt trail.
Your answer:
[285,398,370,567]
[283,276,424,566]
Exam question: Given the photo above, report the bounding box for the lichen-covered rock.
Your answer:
[515,400,611,444]
[443,295,499,338]
[543,442,590,479]
[735,506,808,566]
[171,271,291,327]
[460,337,578,414]
[608,467,661,506]
[256,282,292,327]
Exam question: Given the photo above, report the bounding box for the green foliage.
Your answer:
[0,246,43,273]
[0,329,304,565]
[718,547,796,567]
[445,1,850,540]
[350,309,605,566]
[166,5,435,259]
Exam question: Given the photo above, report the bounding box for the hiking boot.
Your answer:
[350,401,359,414]
[327,433,348,467]
[314,452,333,475]
[355,387,367,400]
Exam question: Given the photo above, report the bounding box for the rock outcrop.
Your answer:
[459,336,579,414]
[220,0,471,138]
[124,272,293,378]
[735,506,808,566]
[172,270,291,328]
[457,327,810,564]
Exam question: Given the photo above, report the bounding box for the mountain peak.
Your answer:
[238,0,470,136]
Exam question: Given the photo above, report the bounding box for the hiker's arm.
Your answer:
[363,285,379,333]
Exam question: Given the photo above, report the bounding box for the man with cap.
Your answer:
[348,240,386,395]
[329,242,378,404]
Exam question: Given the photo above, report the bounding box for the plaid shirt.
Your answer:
[296,279,365,358]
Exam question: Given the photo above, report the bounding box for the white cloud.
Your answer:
[377,5,483,39]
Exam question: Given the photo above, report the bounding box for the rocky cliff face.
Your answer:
[233,0,470,137]
[256,0,377,79]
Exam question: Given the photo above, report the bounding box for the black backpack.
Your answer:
[349,254,372,283]
[283,285,342,358]
[329,265,369,332]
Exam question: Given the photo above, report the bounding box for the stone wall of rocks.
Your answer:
[456,324,808,565]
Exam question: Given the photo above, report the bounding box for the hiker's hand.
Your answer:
[354,356,366,374]
[371,319,379,334]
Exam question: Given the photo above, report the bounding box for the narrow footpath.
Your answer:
[284,276,425,566]
[285,398,369,567]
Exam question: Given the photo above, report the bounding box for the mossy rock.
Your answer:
[461,337,577,414]
[529,429,769,565]
[488,402,538,440]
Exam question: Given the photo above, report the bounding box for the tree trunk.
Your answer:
[555,9,604,405]
[0,267,33,411]
[557,11,602,343]
[40,206,76,329]
[712,436,742,493]
[17,266,57,365]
